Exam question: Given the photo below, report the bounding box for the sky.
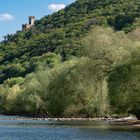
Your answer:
[0,0,74,41]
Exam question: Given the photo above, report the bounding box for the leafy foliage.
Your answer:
[0,0,140,83]
[0,0,140,118]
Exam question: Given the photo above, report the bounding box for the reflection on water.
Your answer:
[0,115,139,140]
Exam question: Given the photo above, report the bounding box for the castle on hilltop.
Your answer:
[22,16,35,30]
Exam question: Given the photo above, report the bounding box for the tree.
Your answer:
[83,26,133,115]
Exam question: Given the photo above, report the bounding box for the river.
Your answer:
[0,115,139,140]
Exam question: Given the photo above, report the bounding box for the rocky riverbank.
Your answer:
[0,116,139,126]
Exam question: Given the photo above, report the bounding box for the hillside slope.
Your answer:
[0,0,140,83]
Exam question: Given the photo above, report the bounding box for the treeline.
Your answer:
[0,27,140,119]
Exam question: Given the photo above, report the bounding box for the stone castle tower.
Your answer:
[22,16,35,30]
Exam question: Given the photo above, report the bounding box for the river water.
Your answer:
[0,115,139,140]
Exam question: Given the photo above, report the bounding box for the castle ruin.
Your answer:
[22,16,35,30]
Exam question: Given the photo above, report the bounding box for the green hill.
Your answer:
[0,0,140,118]
[0,0,140,83]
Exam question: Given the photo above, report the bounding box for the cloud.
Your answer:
[48,4,66,12]
[0,13,14,21]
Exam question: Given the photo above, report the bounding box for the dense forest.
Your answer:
[0,0,140,119]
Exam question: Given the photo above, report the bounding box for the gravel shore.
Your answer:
[0,116,139,126]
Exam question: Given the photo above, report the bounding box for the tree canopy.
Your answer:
[0,0,140,118]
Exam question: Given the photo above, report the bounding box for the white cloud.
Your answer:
[48,4,66,12]
[0,13,14,21]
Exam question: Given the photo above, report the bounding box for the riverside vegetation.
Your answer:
[0,0,140,119]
